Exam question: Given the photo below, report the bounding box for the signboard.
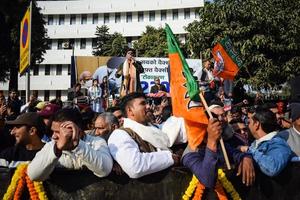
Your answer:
[74,56,201,94]
[19,4,31,75]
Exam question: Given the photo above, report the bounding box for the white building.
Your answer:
[0,0,203,102]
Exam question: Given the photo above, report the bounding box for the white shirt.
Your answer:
[27,134,113,181]
[108,129,174,179]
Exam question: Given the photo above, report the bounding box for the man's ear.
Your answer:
[29,127,37,136]
[254,121,260,131]
[126,105,133,117]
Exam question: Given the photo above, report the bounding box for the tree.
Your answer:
[133,25,188,58]
[92,25,127,56]
[186,0,300,89]
[0,0,48,90]
[133,26,168,57]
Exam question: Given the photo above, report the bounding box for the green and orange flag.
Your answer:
[165,24,208,150]
[212,37,243,80]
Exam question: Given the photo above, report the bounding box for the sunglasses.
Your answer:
[234,128,248,134]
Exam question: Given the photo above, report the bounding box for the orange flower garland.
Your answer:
[4,163,48,200]
[13,175,26,200]
[183,169,241,200]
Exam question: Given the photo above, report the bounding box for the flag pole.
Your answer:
[199,92,231,170]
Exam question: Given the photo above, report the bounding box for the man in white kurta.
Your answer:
[108,92,180,178]
[27,108,113,181]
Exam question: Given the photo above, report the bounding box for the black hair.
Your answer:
[229,118,244,125]
[161,105,172,122]
[252,108,280,133]
[119,92,145,117]
[52,107,83,130]
[106,106,121,113]
[126,48,136,55]
[261,102,277,110]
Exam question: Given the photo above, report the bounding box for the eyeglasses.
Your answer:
[234,128,248,134]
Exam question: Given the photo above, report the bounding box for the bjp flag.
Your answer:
[212,37,243,80]
[165,24,208,150]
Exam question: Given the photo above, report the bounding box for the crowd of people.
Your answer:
[1,58,300,197]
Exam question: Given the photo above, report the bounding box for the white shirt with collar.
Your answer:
[27,134,113,181]
[108,118,174,179]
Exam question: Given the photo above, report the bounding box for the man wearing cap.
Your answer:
[0,112,45,168]
[27,107,113,181]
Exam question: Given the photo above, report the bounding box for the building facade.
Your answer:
[1,0,203,101]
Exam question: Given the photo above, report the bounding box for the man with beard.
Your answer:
[0,113,45,167]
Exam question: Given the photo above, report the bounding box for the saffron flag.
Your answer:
[212,37,243,80]
[165,24,208,150]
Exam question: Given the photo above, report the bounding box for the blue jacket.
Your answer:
[248,135,292,177]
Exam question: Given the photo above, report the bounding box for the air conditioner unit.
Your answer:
[63,41,69,49]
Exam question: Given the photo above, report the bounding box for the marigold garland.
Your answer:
[218,169,241,200]
[182,175,198,200]
[3,163,27,200]
[3,163,48,200]
[183,169,241,200]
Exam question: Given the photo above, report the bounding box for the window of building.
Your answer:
[93,14,98,24]
[104,13,109,24]
[92,38,97,49]
[57,39,63,49]
[45,65,50,76]
[47,40,52,50]
[58,15,65,25]
[44,90,50,101]
[56,90,61,99]
[81,14,87,24]
[172,9,178,20]
[126,12,132,23]
[195,9,200,19]
[20,91,26,102]
[33,66,39,76]
[184,8,190,19]
[138,12,144,22]
[149,11,155,22]
[48,15,53,25]
[80,38,86,49]
[67,64,71,75]
[70,14,76,25]
[56,64,62,75]
[161,10,167,21]
[115,13,121,23]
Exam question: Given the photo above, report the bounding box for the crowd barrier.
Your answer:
[1,162,300,200]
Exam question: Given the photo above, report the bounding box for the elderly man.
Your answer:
[93,112,119,141]
[27,108,113,181]
[0,112,45,167]
[108,92,180,178]
[182,103,255,188]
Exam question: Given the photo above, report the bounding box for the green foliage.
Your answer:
[0,0,48,85]
[133,26,168,57]
[92,25,127,56]
[186,0,300,89]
